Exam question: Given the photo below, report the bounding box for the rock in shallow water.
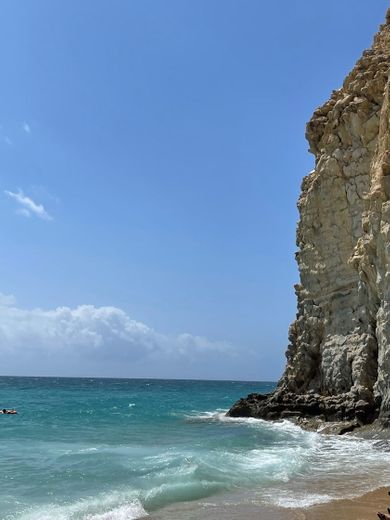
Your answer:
[229,8,390,431]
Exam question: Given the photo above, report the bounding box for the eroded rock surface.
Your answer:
[229,9,390,429]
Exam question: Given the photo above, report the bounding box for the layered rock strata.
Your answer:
[229,10,390,429]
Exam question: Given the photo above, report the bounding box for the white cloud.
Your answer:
[0,294,233,364]
[5,189,53,221]
[22,122,31,134]
[0,293,16,306]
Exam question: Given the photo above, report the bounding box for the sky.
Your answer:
[0,0,388,380]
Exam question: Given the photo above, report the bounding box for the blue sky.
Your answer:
[1,1,388,380]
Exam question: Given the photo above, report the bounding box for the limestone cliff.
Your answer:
[229,9,390,429]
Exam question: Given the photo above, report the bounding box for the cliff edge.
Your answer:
[229,9,390,431]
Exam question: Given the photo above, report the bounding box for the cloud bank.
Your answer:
[5,189,52,220]
[0,294,234,377]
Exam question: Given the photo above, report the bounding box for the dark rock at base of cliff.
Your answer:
[228,392,270,417]
[227,391,380,433]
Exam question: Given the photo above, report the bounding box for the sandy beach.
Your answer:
[147,486,390,520]
[300,486,389,520]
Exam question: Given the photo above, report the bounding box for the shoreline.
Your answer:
[145,418,390,520]
[146,485,390,520]
[300,486,390,519]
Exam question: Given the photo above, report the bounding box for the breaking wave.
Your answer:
[4,378,390,519]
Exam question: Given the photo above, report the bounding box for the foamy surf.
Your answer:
[16,493,147,520]
[184,408,390,507]
[85,503,147,520]
[4,377,390,520]
[186,409,309,432]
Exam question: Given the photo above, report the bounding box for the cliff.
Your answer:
[229,9,390,431]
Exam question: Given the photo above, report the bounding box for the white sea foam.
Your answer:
[270,492,334,508]
[85,502,147,520]
[13,406,390,518]
[77,447,99,453]
[16,493,147,520]
[184,408,390,508]
[186,409,316,439]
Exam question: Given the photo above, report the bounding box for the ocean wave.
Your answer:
[85,502,147,520]
[182,408,390,506]
[185,409,317,442]
[268,491,334,508]
[185,409,304,430]
[15,492,147,520]
[11,406,390,518]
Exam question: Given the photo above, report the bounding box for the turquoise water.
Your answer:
[2,377,390,520]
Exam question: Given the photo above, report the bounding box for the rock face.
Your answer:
[229,10,390,428]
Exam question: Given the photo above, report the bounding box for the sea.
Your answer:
[1,376,390,520]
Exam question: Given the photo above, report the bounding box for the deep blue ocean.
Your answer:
[1,377,390,520]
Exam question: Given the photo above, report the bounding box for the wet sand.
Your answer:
[147,486,390,519]
[147,499,292,519]
[300,486,389,520]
